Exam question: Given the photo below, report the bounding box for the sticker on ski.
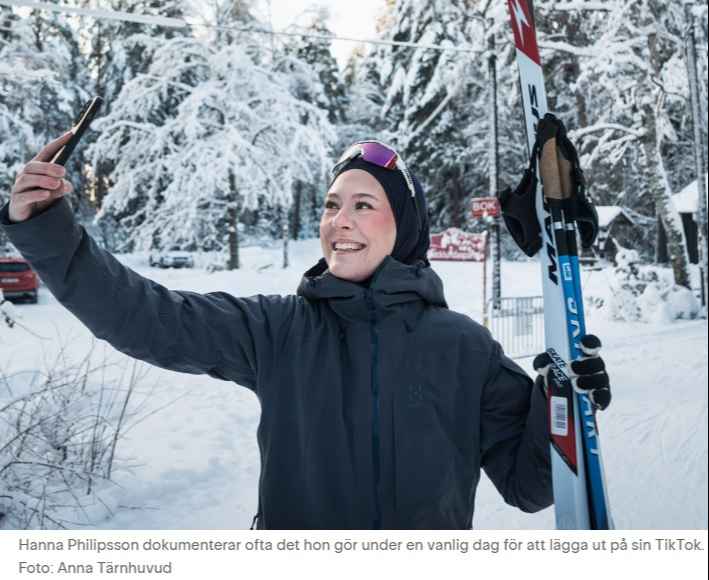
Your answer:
[546,348,578,474]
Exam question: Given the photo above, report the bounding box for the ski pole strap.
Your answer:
[499,113,599,256]
[498,142,542,257]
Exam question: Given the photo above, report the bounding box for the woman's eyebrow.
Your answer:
[325,192,379,200]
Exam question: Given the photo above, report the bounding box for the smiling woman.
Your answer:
[1,134,613,530]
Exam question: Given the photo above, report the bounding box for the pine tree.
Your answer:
[531,1,614,200]
[363,0,487,228]
[84,0,190,212]
[0,2,91,217]
[539,0,695,287]
[0,6,24,249]
[282,10,348,240]
[291,12,347,125]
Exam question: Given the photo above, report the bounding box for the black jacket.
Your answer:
[1,199,552,529]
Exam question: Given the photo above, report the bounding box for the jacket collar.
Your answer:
[296,256,448,328]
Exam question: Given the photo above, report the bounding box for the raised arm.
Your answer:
[1,135,294,393]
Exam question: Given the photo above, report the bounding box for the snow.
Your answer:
[596,205,635,229]
[592,247,702,323]
[673,174,708,214]
[1,239,706,530]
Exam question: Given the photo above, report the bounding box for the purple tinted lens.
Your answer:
[359,142,397,169]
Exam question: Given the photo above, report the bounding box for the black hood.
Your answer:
[297,256,448,325]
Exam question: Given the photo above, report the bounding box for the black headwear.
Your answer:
[330,158,430,266]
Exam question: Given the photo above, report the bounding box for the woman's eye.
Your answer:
[324,201,338,210]
[355,202,373,210]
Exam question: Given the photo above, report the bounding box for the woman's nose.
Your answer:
[332,207,353,229]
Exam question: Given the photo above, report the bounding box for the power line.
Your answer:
[0,0,485,55]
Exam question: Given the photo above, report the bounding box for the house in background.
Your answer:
[591,205,638,263]
[671,175,707,265]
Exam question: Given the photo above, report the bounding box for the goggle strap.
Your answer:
[332,140,417,199]
[397,162,417,199]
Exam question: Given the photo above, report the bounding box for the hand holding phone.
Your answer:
[8,96,102,223]
[51,96,103,166]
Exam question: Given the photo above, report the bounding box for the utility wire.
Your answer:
[0,0,485,55]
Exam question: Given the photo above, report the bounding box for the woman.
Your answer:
[2,134,611,529]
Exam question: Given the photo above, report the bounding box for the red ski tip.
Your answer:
[507,0,541,65]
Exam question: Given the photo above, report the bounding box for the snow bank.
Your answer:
[587,248,701,323]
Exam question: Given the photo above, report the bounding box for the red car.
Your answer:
[0,256,39,303]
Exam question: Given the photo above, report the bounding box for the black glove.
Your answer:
[533,334,611,411]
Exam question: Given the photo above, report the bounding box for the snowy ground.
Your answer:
[1,239,707,529]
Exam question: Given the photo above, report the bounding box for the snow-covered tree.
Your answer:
[210,0,258,47]
[0,3,91,218]
[2,0,705,272]
[360,0,480,228]
[342,44,390,143]
[289,12,347,125]
[537,0,704,287]
[84,0,191,210]
[0,8,35,212]
[89,35,334,269]
[279,9,348,240]
[349,0,532,234]
[592,245,700,322]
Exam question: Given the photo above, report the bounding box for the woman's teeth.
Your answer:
[333,243,365,252]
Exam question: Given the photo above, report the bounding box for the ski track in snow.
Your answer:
[1,239,706,529]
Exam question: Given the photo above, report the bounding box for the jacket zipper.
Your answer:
[365,289,382,529]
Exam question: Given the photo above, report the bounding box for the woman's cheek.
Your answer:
[367,213,397,250]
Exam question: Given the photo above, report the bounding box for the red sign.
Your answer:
[472,197,501,219]
[428,229,488,262]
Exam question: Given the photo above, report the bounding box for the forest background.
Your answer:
[0,0,707,284]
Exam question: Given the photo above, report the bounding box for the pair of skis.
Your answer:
[505,0,613,529]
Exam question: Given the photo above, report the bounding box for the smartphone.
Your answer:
[50,96,103,166]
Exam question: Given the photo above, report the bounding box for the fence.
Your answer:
[487,296,544,359]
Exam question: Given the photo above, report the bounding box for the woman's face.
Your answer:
[319,169,397,282]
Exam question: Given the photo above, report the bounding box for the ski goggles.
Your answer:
[330,140,422,233]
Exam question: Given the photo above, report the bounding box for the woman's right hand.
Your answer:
[8,132,75,223]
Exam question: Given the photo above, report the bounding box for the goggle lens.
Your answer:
[358,142,397,169]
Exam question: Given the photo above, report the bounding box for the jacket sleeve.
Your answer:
[0,199,294,393]
[479,340,552,513]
